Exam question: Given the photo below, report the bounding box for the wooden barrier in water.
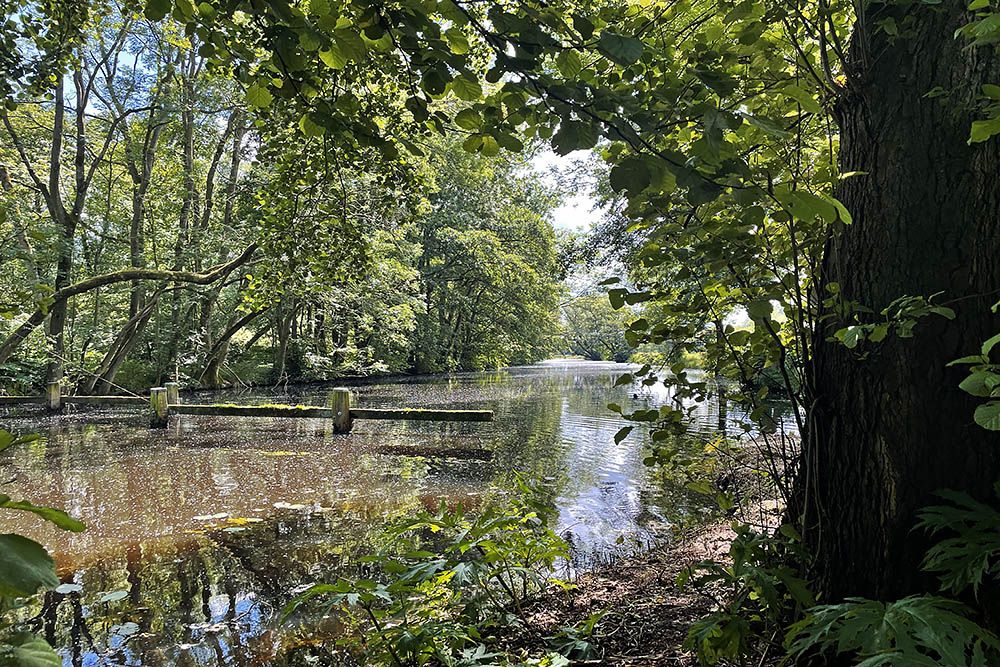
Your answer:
[0,396,45,406]
[149,387,494,432]
[0,383,146,410]
[0,384,494,435]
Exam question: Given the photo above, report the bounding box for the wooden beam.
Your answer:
[169,404,335,418]
[350,408,494,422]
[150,388,168,428]
[46,382,61,411]
[0,396,45,406]
[326,388,352,432]
[164,404,493,422]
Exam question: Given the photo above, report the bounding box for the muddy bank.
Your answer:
[508,524,737,666]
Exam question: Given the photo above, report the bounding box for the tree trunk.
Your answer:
[85,294,160,395]
[199,307,267,388]
[45,78,73,385]
[803,3,1000,603]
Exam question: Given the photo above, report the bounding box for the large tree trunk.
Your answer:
[803,3,1000,603]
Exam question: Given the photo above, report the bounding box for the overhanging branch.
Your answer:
[0,244,258,365]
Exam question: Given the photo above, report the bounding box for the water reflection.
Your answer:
[0,360,789,665]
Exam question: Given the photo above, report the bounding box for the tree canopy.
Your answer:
[4,0,1000,664]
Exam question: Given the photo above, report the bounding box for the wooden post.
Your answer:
[46,382,61,412]
[165,382,180,406]
[326,388,353,433]
[149,388,168,428]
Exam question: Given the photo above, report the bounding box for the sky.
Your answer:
[531,149,600,232]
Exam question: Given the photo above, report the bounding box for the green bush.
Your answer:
[679,524,813,666]
[784,486,1000,666]
[785,596,1000,667]
[284,481,575,666]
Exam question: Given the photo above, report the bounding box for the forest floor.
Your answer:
[507,523,739,666]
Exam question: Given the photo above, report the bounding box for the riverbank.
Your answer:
[507,523,738,666]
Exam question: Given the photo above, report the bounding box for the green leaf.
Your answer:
[983,83,1000,99]
[781,84,822,114]
[608,288,628,310]
[2,634,61,667]
[495,133,524,151]
[479,135,500,157]
[552,120,599,155]
[0,534,58,597]
[319,45,347,70]
[728,329,751,346]
[0,498,85,532]
[982,332,1000,356]
[609,157,652,195]
[838,326,865,349]
[747,299,773,321]
[959,371,996,398]
[974,402,1000,430]
[299,114,325,137]
[245,84,272,109]
[573,15,595,39]
[825,194,853,225]
[421,68,450,96]
[614,373,634,387]
[738,112,790,138]
[445,27,470,55]
[462,134,483,153]
[613,426,633,444]
[454,108,481,130]
[144,0,172,20]
[948,354,989,366]
[598,32,644,65]
[197,1,216,19]
[556,50,583,79]
[970,117,1000,143]
[450,76,483,102]
[0,430,37,453]
[333,29,367,63]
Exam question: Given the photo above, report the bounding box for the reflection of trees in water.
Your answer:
[4,362,766,665]
[26,503,448,666]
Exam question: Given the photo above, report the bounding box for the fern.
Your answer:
[785,596,1000,667]
[916,483,1000,597]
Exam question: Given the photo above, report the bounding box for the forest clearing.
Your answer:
[2,0,1000,666]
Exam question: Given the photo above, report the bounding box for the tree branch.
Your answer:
[0,244,258,365]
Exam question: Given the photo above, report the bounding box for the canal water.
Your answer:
[0,360,775,666]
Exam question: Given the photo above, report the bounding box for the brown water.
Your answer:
[0,360,787,666]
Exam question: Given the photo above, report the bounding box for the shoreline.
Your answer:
[507,523,738,666]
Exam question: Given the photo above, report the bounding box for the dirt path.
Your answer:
[508,524,737,665]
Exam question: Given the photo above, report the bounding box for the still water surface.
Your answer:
[0,360,752,666]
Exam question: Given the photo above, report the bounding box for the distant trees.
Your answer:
[560,295,630,363]
[410,139,561,373]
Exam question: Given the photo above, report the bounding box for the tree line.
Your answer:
[3,0,1000,664]
[0,11,574,394]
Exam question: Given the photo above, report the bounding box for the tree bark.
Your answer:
[198,307,268,388]
[803,3,1000,602]
[83,293,161,394]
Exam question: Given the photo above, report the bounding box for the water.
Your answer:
[0,360,784,666]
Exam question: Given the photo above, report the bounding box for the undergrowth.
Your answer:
[283,479,598,666]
